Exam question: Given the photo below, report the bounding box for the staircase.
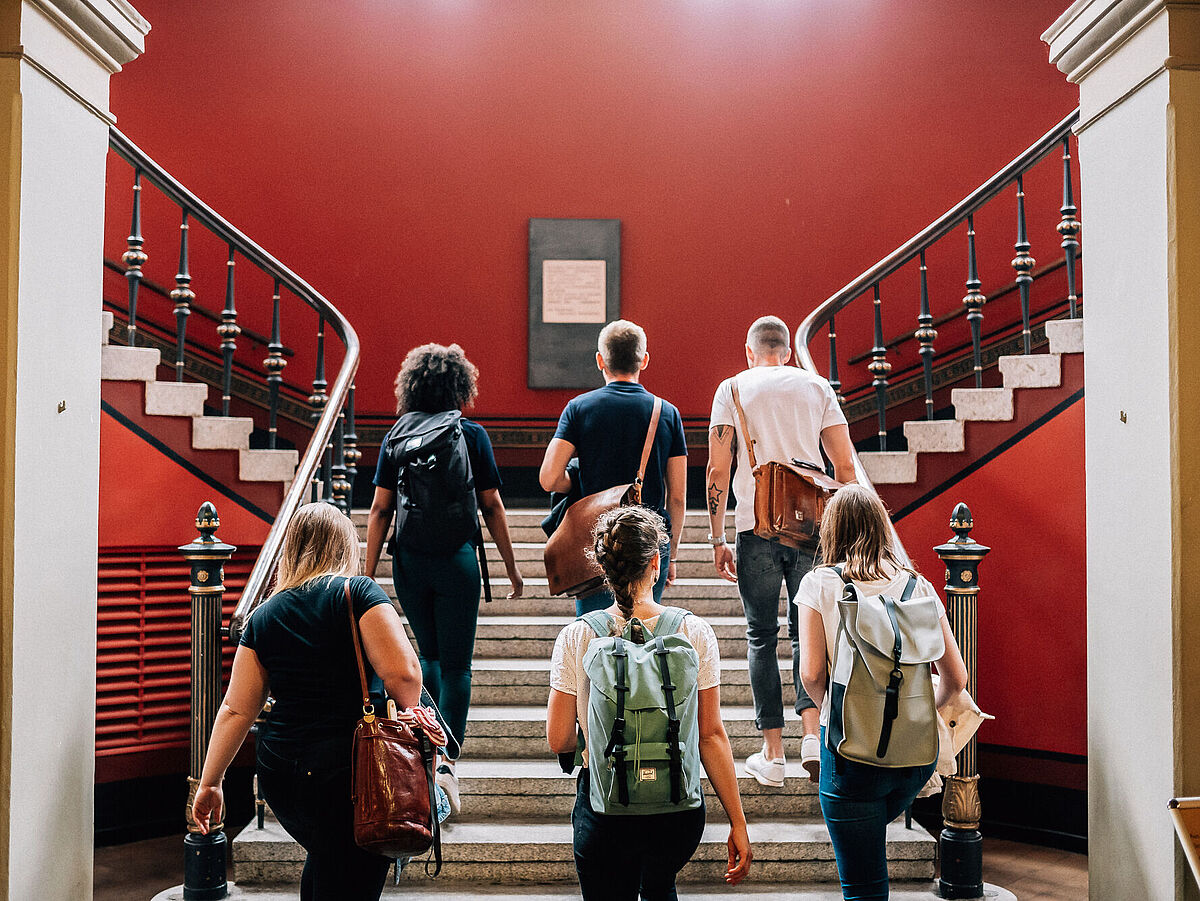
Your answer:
[230,510,939,895]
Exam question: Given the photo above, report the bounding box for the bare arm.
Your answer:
[706,425,737,583]
[539,438,576,494]
[664,454,687,586]
[697,685,752,885]
[364,486,396,579]
[192,646,271,834]
[798,603,829,711]
[820,423,858,485]
[546,688,578,753]
[358,602,423,709]
[478,487,524,599]
[933,616,969,708]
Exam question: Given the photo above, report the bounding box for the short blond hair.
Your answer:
[273,502,360,593]
[598,320,647,375]
[747,316,790,356]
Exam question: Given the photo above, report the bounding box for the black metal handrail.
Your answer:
[107,128,361,640]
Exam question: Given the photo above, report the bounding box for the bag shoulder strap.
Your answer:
[633,396,663,491]
[579,610,613,637]
[651,606,691,638]
[728,377,758,469]
[344,578,374,718]
[653,635,685,804]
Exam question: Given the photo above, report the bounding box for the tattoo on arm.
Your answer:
[714,424,732,445]
[707,482,724,517]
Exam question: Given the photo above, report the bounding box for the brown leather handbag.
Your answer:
[730,378,841,550]
[345,581,441,873]
[544,396,663,597]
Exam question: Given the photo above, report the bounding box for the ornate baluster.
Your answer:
[344,384,360,506]
[331,408,349,514]
[963,215,986,389]
[868,284,892,451]
[321,441,335,504]
[1012,175,1036,356]
[219,247,240,416]
[916,250,938,420]
[1058,135,1082,319]
[309,316,328,502]
[123,171,147,347]
[827,316,843,403]
[170,211,194,381]
[264,280,286,450]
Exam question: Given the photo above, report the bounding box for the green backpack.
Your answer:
[580,607,703,815]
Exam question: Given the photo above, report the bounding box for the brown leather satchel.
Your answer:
[730,378,841,550]
[544,396,663,597]
[345,581,441,873]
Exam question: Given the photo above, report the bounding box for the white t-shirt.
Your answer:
[549,611,721,767]
[709,365,847,534]
[793,564,946,727]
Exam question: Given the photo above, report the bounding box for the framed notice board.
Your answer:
[528,218,620,389]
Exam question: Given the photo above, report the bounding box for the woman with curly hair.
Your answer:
[364,343,523,815]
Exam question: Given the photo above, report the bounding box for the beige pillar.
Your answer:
[0,2,147,898]
[1045,3,1200,899]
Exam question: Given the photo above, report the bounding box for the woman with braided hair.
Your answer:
[547,505,753,899]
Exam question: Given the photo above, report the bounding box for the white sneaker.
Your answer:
[801,733,821,782]
[436,763,461,817]
[745,747,786,787]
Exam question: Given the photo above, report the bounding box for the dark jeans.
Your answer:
[256,740,392,901]
[572,767,706,900]
[818,727,937,901]
[576,547,671,617]
[735,531,817,731]
[393,540,480,747]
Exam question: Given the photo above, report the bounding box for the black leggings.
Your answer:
[572,767,707,900]
[256,740,392,901]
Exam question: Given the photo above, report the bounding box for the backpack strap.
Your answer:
[876,592,907,759]
[579,611,613,637]
[728,378,759,469]
[650,606,691,638]
[653,635,685,804]
[602,637,631,806]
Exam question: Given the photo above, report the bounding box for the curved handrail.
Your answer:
[108,129,360,641]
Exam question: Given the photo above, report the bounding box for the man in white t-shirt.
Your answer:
[706,315,856,786]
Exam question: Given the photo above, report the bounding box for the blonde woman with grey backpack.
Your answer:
[795,485,967,901]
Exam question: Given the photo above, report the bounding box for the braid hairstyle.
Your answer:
[590,506,668,642]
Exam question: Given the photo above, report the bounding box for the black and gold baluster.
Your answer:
[330,401,350,514]
[123,171,147,347]
[1058,136,1081,319]
[218,246,240,416]
[916,251,938,420]
[868,284,892,451]
[170,210,194,382]
[828,315,843,403]
[264,279,286,450]
[963,215,986,388]
[1012,175,1036,356]
[343,384,360,507]
[308,315,329,502]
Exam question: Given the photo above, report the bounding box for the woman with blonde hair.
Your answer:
[795,485,968,901]
[546,505,752,899]
[192,502,423,901]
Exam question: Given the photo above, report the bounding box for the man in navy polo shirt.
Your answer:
[539,320,687,616]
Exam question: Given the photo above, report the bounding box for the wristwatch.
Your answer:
[707,533,727,547]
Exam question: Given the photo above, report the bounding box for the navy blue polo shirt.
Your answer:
[373,417,502,495]
[553,382,687,530]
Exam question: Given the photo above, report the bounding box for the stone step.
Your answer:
[451,759,821,819]
[463,706,809,760]
[998,353,1062,389]
[374,576,749,604]
[901,419,964,454]
[367,541,718,564]
[375,553,725,583]
[355,512,734,546]
[1044,316,1083,354]
[192,416,255,450]
[232,815,935,886]
[145,380,209,417]
[857,451,917,485]
[353,509,735,529]
[100,344,160,381]
[239,448,299,482]
[950,387,1014,422]
[101,310,113,344]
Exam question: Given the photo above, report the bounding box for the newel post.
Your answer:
[180,502,236,900]
[934,502,989,899]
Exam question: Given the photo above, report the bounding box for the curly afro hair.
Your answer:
[393,343,479,415]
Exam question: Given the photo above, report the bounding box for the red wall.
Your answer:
[107,0,1078,422]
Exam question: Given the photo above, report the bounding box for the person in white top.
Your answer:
[546,506,752,899]
[795,485,967,901]
[706,316,857,788]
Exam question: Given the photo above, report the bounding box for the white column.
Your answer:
[0,3,147,899]
[1045,3,1200,900]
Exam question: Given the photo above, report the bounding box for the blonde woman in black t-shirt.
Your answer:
[191,502,422,901]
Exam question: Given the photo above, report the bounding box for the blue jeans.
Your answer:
[576,547,671,617]
[572,767,705,900]
[735,531,817,730]
[818,727,936,901]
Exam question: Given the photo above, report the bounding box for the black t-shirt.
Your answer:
[553,382,687,530]
[372,417,502,494]
[240,575,391,754]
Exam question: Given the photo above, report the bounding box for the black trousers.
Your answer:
[572,767,707,900]
[257,739,392,901]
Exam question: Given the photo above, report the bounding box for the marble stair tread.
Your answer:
[375,576,754,602]
[144,380,209,417]
[466,704,800,726]
[239,448,300,482]
[192,416,255,450]
[950,387,1014,421]
[1044,317,1083,354]
[901,419,964,453]
[101,310,114,343]
[998,353,1062,389]
[858,451,918,485]
[353,509,735,527]
[454,757,817,787]
[100,344,161,381]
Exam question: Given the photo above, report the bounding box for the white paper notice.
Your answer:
[542,260,607,324]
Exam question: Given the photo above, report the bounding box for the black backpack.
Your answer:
[384,410,479,556]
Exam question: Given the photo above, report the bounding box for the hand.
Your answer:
[191,783,224,836]
[713,543,737,583]
[724,824,752,885]
[666,561,678,588]
[507,571,524,600]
